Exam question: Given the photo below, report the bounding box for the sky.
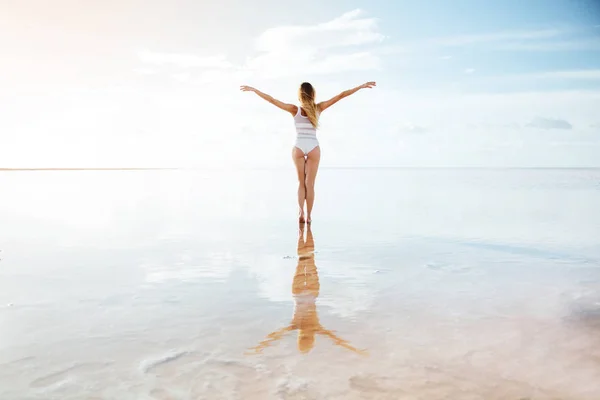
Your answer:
[1,0,599,168]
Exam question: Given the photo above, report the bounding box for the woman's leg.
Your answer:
[304,146,321,223]
[297,222,306,253]
[292,147,307,222]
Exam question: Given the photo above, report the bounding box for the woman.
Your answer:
[240,81,376,223]
[247,224,366,355]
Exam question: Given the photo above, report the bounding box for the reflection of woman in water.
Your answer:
[248,225,366,355]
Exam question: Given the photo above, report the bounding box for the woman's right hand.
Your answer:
[240,85,257,92]
[359,81,377,89]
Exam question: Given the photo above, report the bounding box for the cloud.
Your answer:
[137,50,233,69]
[528,69,600,80]
[255,9,385,51]
[171,72,191,82]
[494,39,600,52]
[135,49,250,84]
[525,117,573,130]
[464,68,475,74]
[439,55,452,60]
[378,28,566,55]
[397,123,428,134]
[187,68,251,85]
[246,50,381,78]
[471,122,522,130]
[246,9,384,78]
[133,9,384,82]
[426,29,562,46]
[133,68,158,75]
[476,69,600,87]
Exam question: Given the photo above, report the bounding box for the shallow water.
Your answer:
[0,168,599,399]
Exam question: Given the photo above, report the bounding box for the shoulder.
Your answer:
[291,105,299,116]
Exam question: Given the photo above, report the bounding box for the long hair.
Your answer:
[298,82,319,128]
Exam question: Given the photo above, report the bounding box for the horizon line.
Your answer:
[1,166,600,171]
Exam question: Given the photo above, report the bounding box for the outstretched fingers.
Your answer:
[361,81,377,89]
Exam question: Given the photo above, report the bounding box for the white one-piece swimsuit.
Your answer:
[293,105,319,155]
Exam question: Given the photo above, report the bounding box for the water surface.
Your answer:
[1,168,599,399]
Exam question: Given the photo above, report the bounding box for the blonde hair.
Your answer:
[298,82,319,128]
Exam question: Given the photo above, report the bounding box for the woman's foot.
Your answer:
[306,215,312,224]
[299,211,306,224]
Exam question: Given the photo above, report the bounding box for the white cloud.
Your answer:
[133,9,384,83]
[133,68,158,75]
[246,9,384,78]
[526,117,573,130]
[246,50,381,79]
[464,68,475,74]
[479,122,522,130]
[494,39,600,52]
[188,68,251,85]
[465,122,523,131]
[475,69,600,86]
[528,69,600,79]
[426,29,563,46]
[172,72,191,82]
[379,28,565,54]
[137,50,233,69]
[255,9,384,51]
[135,50,250,85]
[397,123,428,134]
[440,55,452,60]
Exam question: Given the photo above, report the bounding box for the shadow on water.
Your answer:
[247,224,367,355]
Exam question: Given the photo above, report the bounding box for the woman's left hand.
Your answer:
[359,81,377,89]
